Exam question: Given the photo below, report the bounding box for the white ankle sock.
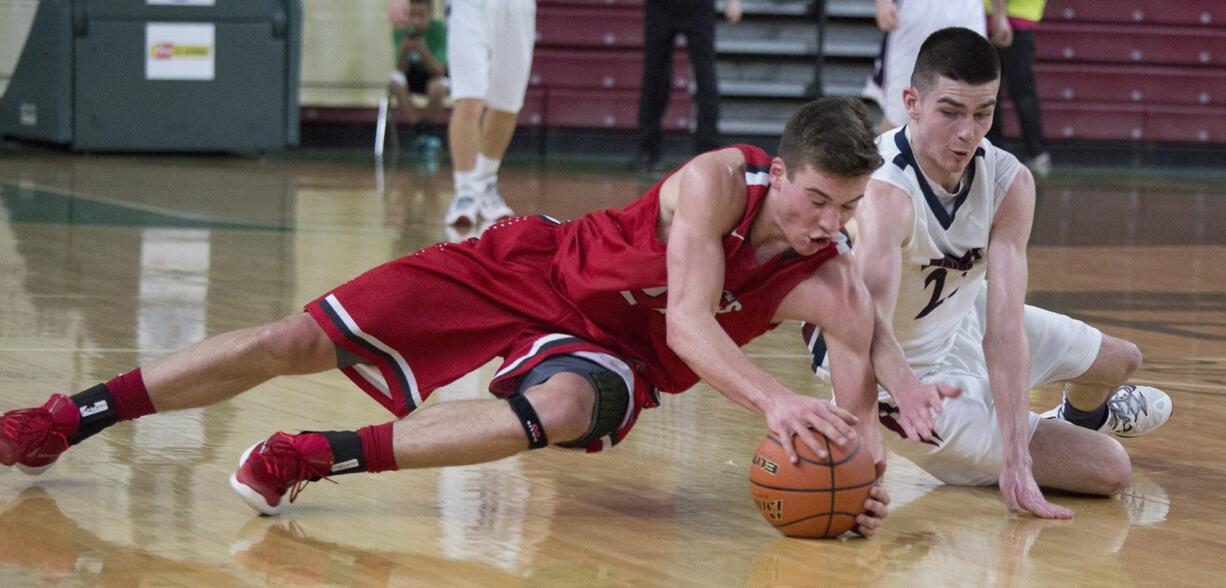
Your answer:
[475,154,501,183]
[453,168,478,194]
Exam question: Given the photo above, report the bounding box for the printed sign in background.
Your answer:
[145,23,215,81]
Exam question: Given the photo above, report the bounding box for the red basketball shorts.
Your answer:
[304,217,660,451]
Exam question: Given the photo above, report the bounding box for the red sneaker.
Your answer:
[0,394,80,475]
[229,432,335,516]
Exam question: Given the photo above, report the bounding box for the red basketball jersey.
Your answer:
[549,144,844,392]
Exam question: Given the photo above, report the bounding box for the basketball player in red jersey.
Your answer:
[0,97,950,537]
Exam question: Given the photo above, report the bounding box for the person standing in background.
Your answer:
[874,0,1005,131]
[438,0,535,226]
[632,0,742,172]
[985,0,1051,177]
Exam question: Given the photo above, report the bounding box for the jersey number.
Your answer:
[915,267,957,319]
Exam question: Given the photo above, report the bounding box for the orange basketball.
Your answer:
[749,432,877,538]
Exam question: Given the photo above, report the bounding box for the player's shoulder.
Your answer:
[978,135,1020,170]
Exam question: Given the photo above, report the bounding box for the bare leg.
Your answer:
[142,314,337,412]
[479,108,520,160]
[1062,335,1141,411]
[425,78,447,125]
[448,98,485,173]
[388,82,416,125]
[1029,418,1131,495]
[391,372,595,468]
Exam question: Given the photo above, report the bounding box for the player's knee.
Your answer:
[254,314,334,374]
[427,79,447,99]
[514,374,597,448]
[1119,339,1143,378]
[1100,336,1142,383]
[529,374,597,442]
[1096,437,1132,494]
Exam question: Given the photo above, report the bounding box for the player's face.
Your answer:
[771,160,867,256]
[408,3,431,31]
[904,75,999,179]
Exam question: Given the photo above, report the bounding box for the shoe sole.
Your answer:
[0,451,56,476]
[229,443,282,516]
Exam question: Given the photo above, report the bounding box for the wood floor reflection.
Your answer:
[0,151,1222,586]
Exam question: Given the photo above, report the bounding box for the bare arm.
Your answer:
[776,257,889,537]
[984,167,1072,519]
[989,0,1014,47]
[855,180,961,440]
[663,149,857,462]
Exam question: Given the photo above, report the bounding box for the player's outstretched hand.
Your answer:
[853,461,890,538]
[999,461,1074,519]
[764,395,858,464]
[887,379,961,443]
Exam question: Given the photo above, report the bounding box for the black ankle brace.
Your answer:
[69,383,119,445]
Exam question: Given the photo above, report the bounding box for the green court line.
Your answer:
[0,180,287,232]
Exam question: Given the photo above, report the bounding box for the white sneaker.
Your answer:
[444,190,480,226]
[478,182,514,221]
[1040,385,1172,438]
[1102,385,1172,437]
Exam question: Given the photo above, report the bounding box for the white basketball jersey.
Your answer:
[874,126,1020,370]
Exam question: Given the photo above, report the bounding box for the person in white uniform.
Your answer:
[805,27,1172,518]
[442,0,535,225]
[875,0,1009,129]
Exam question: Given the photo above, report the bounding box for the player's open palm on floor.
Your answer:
[999,462,1074,519]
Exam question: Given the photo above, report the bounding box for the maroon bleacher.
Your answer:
[1035,23,1226,67]
[531,49,689,92]
[1034,64,1226,107]
[530,0,694,132]
[994,2,1226,144]
[547,88,690,130]
[1043,0,1226,28]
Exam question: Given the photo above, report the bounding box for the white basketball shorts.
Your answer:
[446,0,536,112]
[882,291,1102,486]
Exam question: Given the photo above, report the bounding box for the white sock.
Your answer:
[453,168,479,195]
[475,153,501,183]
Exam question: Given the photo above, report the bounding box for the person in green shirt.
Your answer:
[388,0,448,164]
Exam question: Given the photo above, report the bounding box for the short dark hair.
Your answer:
[777,97,882,179]
[910,27,1000,93]
[410,0,431,6]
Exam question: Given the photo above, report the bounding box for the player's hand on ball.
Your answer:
[765,394,858,464]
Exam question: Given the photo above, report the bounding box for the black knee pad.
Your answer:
[563,370,630,449]
[517,355,630,449]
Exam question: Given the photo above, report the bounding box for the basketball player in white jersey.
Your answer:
[806,28,1172,518]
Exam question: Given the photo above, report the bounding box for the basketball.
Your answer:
[749,432,877,538]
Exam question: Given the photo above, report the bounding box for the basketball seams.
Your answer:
[764,433,862,466]
[751,431,875,538]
